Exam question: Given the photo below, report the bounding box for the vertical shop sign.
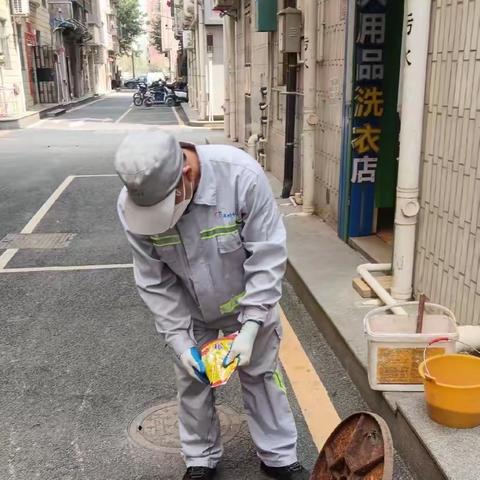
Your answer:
[348,0,387,236]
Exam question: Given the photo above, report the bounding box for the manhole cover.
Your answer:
[127,401,244,453]
[311,412,393,480]
[0,233,76,249]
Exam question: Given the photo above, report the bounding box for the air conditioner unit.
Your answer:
[212,0,238,11]
[11,0,30,16]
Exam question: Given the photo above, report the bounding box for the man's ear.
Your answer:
[183,163,194,182]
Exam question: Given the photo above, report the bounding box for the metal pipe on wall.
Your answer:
[223,16,230,137]
[301,0,319,213]
[391,0,432,300]
[281,53,298,199]
[197,1,207,119]
[228,15,237,141]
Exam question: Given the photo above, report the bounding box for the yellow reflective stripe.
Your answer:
[273,368,287,394]
[150,234,182,247]
[219,292,246,315]
[200,223,239,240]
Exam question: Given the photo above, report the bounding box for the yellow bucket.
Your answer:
[419,352,480,428]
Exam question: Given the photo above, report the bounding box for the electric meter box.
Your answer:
[256,0,277,32]
[278,7,302,53]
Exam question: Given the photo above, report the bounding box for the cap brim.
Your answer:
[123,189,176,235]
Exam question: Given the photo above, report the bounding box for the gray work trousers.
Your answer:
[173,308,298,468]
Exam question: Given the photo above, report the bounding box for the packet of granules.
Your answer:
[201,333,239,388]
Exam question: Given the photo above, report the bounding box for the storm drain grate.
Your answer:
[0,233,76,249]
[127,401,244,453]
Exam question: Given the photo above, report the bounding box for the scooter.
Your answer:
[143,85,178,107]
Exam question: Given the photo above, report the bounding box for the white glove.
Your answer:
[224,320,261,367]
[180,347,208,384]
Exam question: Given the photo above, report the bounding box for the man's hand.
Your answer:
[180,347,209,384]
[224,321,261,367]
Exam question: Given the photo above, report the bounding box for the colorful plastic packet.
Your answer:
[201,333,239,388]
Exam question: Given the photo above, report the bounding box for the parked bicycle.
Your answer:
[132,82,148,106]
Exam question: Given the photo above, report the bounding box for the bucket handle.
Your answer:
[363,301,456,335]
[422,337,480,381]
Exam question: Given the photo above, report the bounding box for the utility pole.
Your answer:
[131,51,136,78]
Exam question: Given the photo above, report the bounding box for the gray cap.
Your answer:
[115,131,183,235]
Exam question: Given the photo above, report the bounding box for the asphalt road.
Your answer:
[0,94,416,480]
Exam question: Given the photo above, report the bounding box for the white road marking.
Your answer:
[0,264,133,273]
[0,175,76,270]
[172,106,184,126]
[115,104,133,123]
[74,174,118,177]
[0,250,18,270]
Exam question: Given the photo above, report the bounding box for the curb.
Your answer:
[285,261,447,480]
[177,104,224,129]
[0,95,102,130]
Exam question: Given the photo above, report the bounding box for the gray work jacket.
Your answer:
[118,144,287,356]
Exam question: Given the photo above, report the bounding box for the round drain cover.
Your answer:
[311,412,393,480]
[128,401,244,453]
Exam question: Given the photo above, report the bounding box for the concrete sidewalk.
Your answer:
[267,174,480,480]
[178,102,224,129]
[0,94,101,130]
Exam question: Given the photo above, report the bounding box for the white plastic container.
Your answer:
[363,302,458,391]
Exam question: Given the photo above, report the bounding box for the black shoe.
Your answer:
[260,461,310,480]
[182,466,216,480]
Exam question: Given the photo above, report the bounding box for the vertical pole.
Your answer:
[208,53,213,121]
[228,15,237,140]
[197,2,207,119]
[223,16,230,136]
[391,0,432,300]
[131,51,136,78]
[281,52,297,198]
[302,0,318,213]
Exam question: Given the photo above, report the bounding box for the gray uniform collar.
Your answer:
[193,146,217,206]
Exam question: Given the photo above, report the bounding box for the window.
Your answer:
[206,33,213,54]
[0,20,11,69]
[42,0,47,7]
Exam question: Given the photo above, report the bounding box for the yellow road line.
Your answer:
[279,306,340,451]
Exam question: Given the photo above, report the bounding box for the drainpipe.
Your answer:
[247,134,259,159]
[197,1,207,120]
[223,17,230,137]
[301,0,319,213]
[391,0,432,301]
[357,264,406,315]
[281,52,298,198]
[227,15,237,141]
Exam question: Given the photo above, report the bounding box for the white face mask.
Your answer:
[170,175,193,228]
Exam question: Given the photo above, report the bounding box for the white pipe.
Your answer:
[301,0,318,214]
[392,0,432,300]
[227,15,237,141]
[222,17,230,137]
[247,134,259,159]
[207,53,214,122]
[357,263,407,315]
[197,2,207,119]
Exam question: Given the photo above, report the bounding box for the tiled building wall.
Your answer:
[415,0,480,325]
[313,0,346,226]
